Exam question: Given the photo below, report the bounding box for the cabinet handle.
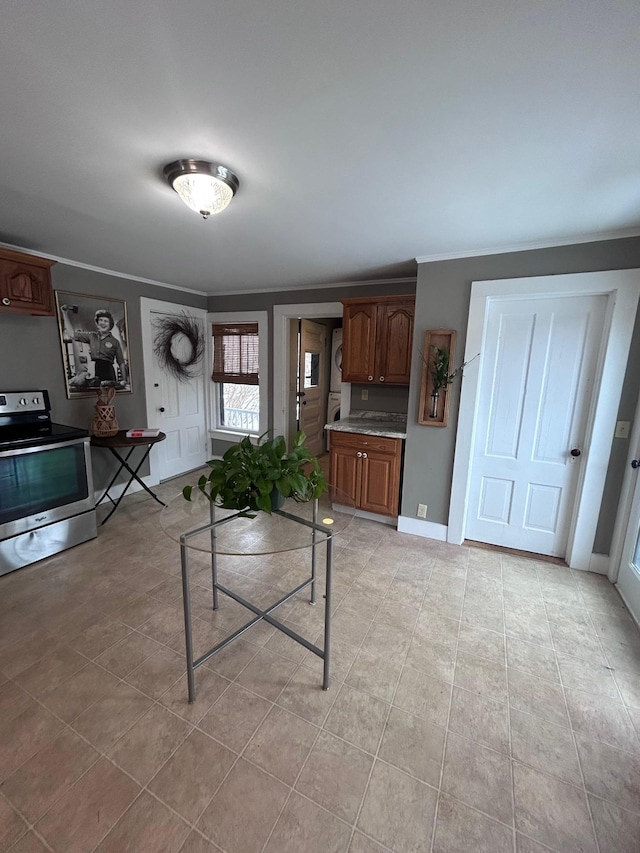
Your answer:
[367,375,373,381]
[356,451,362,457]
[1,297,10,306]
[379,376,385,382]
[362,452,368,458]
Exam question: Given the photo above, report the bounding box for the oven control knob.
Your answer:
[19,397,27,405]
[32,397,40,405]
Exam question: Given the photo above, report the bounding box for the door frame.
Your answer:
[448,270,640,571]
[609,382,640,585]
[140,297,208,485]
[273,302,345,444]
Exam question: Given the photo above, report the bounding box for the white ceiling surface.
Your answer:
[1,1,639,295]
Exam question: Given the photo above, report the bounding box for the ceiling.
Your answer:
[1,1,639,295]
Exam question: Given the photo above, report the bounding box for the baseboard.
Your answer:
[332,504,397,526]
[615,584,640,627]
[94,475,155,505]
[397,516,448,541]
[587,553,610,575]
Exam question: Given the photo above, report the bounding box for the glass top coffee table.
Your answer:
[160,487,355,702]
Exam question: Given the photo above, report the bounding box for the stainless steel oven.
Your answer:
[0,390,97,576]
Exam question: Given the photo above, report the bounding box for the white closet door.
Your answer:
[465,293,606,557]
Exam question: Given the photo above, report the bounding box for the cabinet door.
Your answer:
[359,445,402,516]
[342,302,377,383]
[376,300,414,384]
[330,438,360,506]
[0,259,54,316]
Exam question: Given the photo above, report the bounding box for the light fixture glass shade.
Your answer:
[173,173,233,217]
[163,160,239,219]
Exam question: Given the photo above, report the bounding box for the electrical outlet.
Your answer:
[615,421,631,439]
[361,389,368,401]
[417,503,428,518]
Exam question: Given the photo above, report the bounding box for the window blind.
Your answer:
[211,322,259,385]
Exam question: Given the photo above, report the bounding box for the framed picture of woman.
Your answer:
[54,291,132,398]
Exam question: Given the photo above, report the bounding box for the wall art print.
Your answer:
[55,290,132,398]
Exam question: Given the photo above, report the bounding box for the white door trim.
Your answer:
[448,270,640,570]
[608,382,640,583]
[140,297,208,485]
[273,302,344,443]
[207,310,269,441]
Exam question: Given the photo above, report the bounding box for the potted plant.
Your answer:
[182,430,328,516]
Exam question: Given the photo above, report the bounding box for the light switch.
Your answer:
[361,389,368,401]
[615,421,631,439]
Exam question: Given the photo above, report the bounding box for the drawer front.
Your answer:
[329,431,401,455]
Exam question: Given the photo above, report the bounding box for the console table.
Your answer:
[91,430,167,524]
[160,488,355,702]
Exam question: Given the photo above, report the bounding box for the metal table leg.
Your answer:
[323,533,333,690]
[180,535,196,703]
[179,498,333,702]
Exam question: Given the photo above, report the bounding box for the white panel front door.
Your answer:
[149,310,208,481]
[465,294,607,557]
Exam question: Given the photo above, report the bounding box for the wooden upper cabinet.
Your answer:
[341,301,378,383]
[377,300,415,384]
[341,295,415,385]
[0,247,56,316]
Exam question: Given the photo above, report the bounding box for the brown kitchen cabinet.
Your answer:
[330,431,403,517]
[341,295,414,385]
[0,247,56,316]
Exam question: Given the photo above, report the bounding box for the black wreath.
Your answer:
[153,313,205,381]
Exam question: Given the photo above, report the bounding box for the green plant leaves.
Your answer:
[182,430,328,514]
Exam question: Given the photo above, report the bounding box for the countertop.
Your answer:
[325,411,407,439]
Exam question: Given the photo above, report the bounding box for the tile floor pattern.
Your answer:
[1,480,640,853]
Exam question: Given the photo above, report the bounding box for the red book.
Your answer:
[126,429,160,438]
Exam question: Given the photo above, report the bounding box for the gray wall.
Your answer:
[350,384,409,414]
[402,236,640,556]
[0,263,206,489]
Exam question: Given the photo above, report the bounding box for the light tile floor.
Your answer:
[1,479,640,852]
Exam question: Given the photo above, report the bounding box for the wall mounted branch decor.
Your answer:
[418,329,457,426]
[153,313,205,381]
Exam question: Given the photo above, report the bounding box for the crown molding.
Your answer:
[0,240,417,297]
[209,276,417,298]
[415,227,640,264]
[0,241,208,297]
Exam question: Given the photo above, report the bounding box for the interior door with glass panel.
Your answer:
[616,442,640,624]
[298,319,326,457]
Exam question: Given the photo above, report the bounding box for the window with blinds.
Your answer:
[211,322,259,385]
[211,322,260,433]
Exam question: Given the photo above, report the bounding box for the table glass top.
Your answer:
[159,486,356,556]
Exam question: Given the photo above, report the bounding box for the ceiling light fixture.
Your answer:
[163,159,239,220]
